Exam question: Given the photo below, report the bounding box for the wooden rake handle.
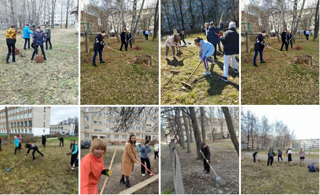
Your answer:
[200,150,219,177]
[186,60,202,83]
[100,149,117,194]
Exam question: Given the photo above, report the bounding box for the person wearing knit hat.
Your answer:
[219,21,239,82]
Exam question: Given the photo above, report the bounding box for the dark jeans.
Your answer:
[253,156,256,163]
[126,40,132,48]
[6,39,15,62]
[154,151,159,159]
[31,45,46,60]
[59,140,64,147]
[31,42,38,54]
[280,40,288,50]
[93,49,103,63]
[14,146,19,154]
[306,34,309,40]
[24,38,30,49]
[19,143,21,150]
[140,157,151,174]
[46,38,52,49]
[218,41,222,51]
[213,43,217,59]
[32,147,44,160]
[145,35,148,40]
[70,152,78,166]
[203,158,210,172]
[278,155,283,161]
[267,156,274,166]
[253,49,263,63]
[287,40,293,48]
[120,40,127,51]
[42,142,46,148]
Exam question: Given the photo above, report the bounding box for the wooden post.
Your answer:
[268,31,271,46]
[85,31,90,53]
[246,31,250,53]
[5,107,10,141]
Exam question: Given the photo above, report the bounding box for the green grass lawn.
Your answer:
[241,157,319,194]
[241,38,319,104]
[0,28,78,105]
[0,138,78,194]
[251,150,319,160]
[80,36,159,105]
[161,34,239,105]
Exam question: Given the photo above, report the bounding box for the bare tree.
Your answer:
[222,107,239,155]
[200,107,206,142]
[182,108,191,153]
[51,0,57,28]
[314,0,319,40]
[189,107,202,160]
[152,0,159,40]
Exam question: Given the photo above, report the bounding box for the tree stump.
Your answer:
[35,54,44,63]
[297,55,315,66]
[135,54,155,66]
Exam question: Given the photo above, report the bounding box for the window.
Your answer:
[114,135,119,139]
[29,129,32,134]
[121,128,126,132]
[94,112,102,116]
[122,135,126,139]
[85,125,89,129]
[137,120,140,124]
[43,122,45,127]
[94,129,102,132]
[94,121,102,124]
[106,119,110,124]
[106,127,110,131]
[84,116,89,121]
[43,129,45,133]
[28,113,32,118]
[146,124,151,127]
[84,108,89,112]
[21,122,23,127]
[85,133,89,138]
[44,107,46,113]
[136,126,140,130]
[114,120,119,124]
[44,115,46,120]
[106,135,110,138]
[106,111,110,115]
[29,121,32,126]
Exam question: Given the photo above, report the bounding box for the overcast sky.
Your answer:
[242,106,320,140]
[81,0,156,10]
[241,0,315,11]
[0,107,79,125]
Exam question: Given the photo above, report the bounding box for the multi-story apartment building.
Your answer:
[81,107,159,143]
[0,107,51,136]
[50,123,76,135]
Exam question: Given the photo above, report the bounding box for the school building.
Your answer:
[0,107,51,136]
[80,107,159,143]
[50,123,76,135]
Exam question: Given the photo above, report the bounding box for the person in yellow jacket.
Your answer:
[5,25,16,63]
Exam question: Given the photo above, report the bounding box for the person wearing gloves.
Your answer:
[23,23,33,50]
[14,136,20,155]
[194,37,215,77]
[207,20,223,61]
[140,140,152,176]
[120,134,138,188]
[253,30,268,67]
[31,26,47,61]
[200,143,211,174]
[92,30,108,67]
[70,139,78,167]
[81,138,111,194]
[164,35,181,59]
[308,162,317,172]
[219,21,239,82]
[267,148,275,166]
[25,143,44,161]
[5,25,16,63]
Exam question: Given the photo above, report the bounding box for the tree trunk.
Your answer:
[177,0,184,30]
[200,0,206,23]
[222,107,239,155]
[182,108,191,153]
[133,0,145,36]
[189,107,202,160]
[188,0,195,29]
[131,0,137,34]
[214,0,218,25]
[200,107,206,142]
[65,0,70,28]
[152,0,159,40]
[51,0,56,28]
[314,0,319,40]
[5,107,10,141]
[172,0,181,30]
[293,0,306,36]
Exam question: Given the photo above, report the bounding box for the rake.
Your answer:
[100,149,117,194]
[5,156,26,172]
[181,60,202,89]
[200,151,221,181]
[136,157,156,176]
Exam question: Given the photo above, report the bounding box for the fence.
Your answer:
[169,141,185,194]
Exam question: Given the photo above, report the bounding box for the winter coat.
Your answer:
[121,143,137,176]
[45,27,51,39]
[281,31,287,42]
[278,149,282,155]
[198,40,215,61]
[287,33,292,41]
[207,23,223,44]
[23,26,33,39]
[81,153,105,194]
[121,32,127,42]
[308,162,316,172]
[165,36,181,47]
[254,33,266,51]
[253,152,258,157]
[268,151,274,157]
[6,28,16,40]
[94,34,107,51]
[14,138,19,147]
[42,135,46,144]
[33,30,47,46]
[220,28,239,55]
[140,144,152,159]
[201,145,211,159]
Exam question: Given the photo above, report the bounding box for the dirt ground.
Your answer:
[0,28,78,105]
[161,139,239,194]
[80,36,159,105]
[161,34,239,105]
[241,155,319,194]
[0,137,78,194]
[81,144,159,194]
[241,36,319,104]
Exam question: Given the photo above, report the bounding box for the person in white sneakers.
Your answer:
[164,35,181,59]
[219,21,239,82]
[140,140,152,176]
[194,37,215,76]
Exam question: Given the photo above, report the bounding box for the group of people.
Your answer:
[164,20,239,82]
[252,147,318,172]
[280,29,294,51]
[5,23,52,63]
[80,135,159,194]
[120,28,134,51]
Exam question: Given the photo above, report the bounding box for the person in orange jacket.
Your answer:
[81,138,111,194]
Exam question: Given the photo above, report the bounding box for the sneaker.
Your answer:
[221,76,228,82]
[142,174,145,176]
[210,62,215,66]
[100,61,105,63]
[203,71,211,76]
[253,63,258,67]
[42,155,45,158]
[205,172,211,174]
[92,63,97,67]
[261,61,266,63]
[165,56,168,60]
[32,159,36,162]
[149,173,152,176]
[71,167,75,170]
[30,58,33,61]
[24,48,27,50]
[173,55,176,58]
[234,69,239,74]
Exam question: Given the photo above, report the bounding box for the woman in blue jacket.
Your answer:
[140,140,152,176]
[70,139,78,167]
[23,23,33,49]
[31,26,47,61]
[194,37,215,77]
[126,30,133,49]
[287,31,293,49]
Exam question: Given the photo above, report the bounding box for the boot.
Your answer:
[120,177,125,184]
[126,181,131,188]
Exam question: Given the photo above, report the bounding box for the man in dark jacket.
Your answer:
[253,30,268,67]
[120,28,127,51]
[31,26,47,61]
[200,143,211,174]
[267,148,275,166]
[207,20,223,61]
[253,151,258,163]
[45,24,52,50]
[280,29,288,51]
[25,143,44,161]
[92,30,108,67]
[42,135,46,148]
[31,25,37,54]
[59,137,64,147]
[219,21,239,82]
[278,148,283,161]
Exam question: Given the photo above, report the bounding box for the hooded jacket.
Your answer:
[254,33,267,51]
[94,34,107,51]
[23,26,33,39]
[6,28,16,40]
[14,138,19,147]
[198,39,215,61]
[33,30,47,46]
[220,28,239,55]
[201,145,211,159]
[207,23,223,44]
[308,162,316,172]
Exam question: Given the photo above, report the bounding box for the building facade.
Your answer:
[0,107,51,136]
[50,123,76,135]
[80,107,159,143]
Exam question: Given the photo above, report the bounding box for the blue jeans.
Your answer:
[253,49,263,63]
[126,40,132,48]
[93,49,103,63]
